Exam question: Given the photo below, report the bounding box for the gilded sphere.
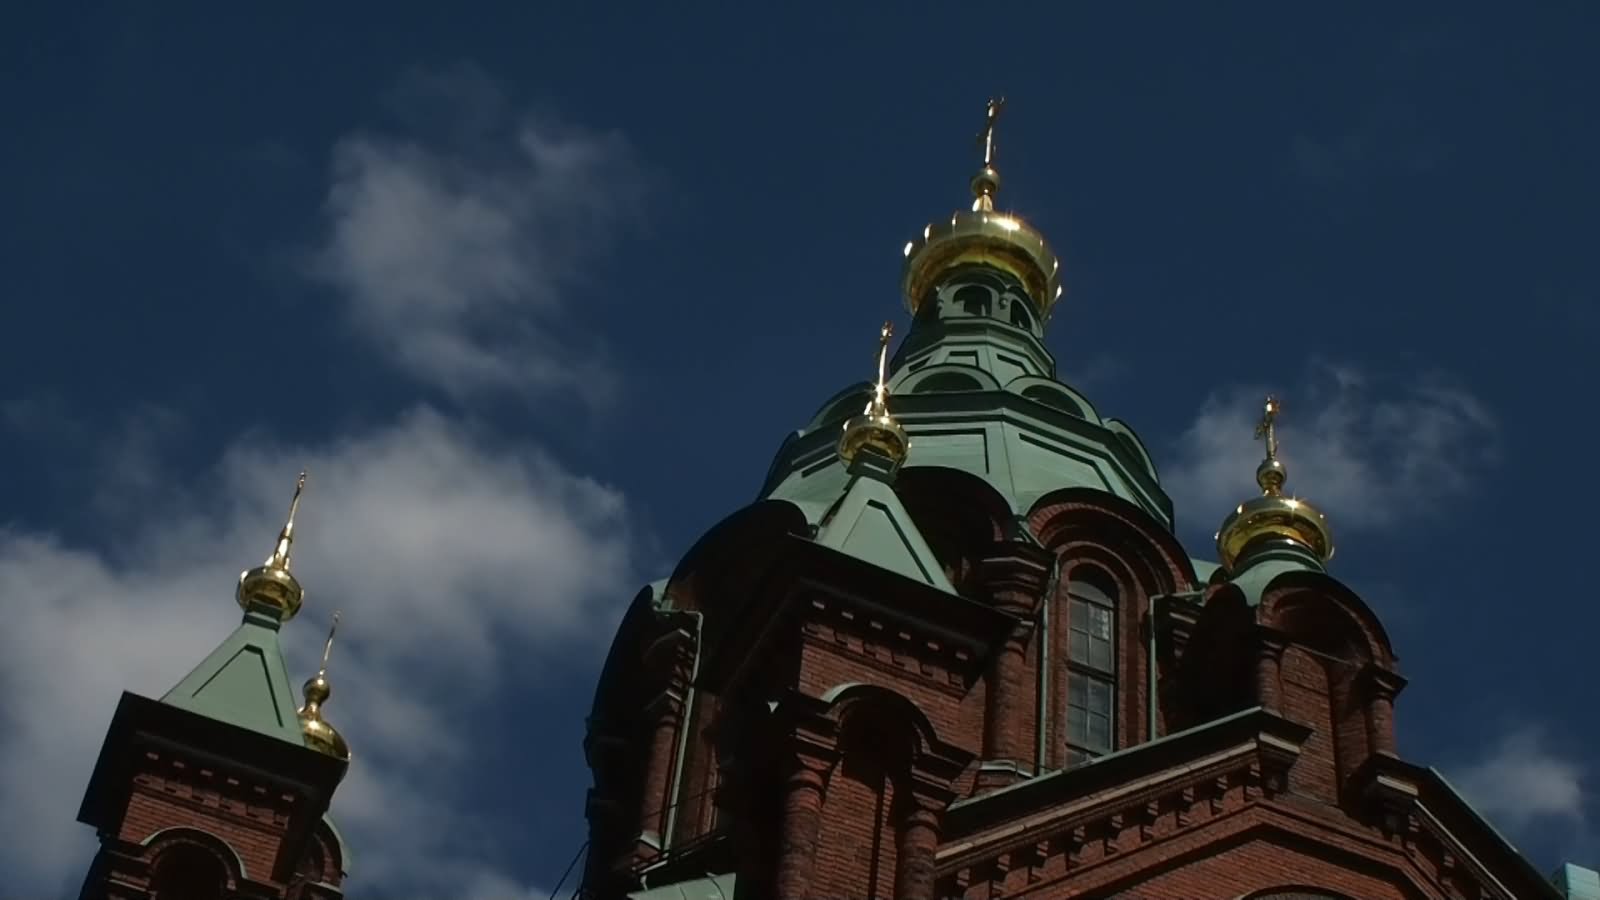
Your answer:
[1255,457,1287,493]
[970,165,1001,198]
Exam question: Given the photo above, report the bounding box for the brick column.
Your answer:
[894,797,944,900]
[634,628,693,860]
[775,754,832,899]
[977,546,1052,790]
[1357,665,1407,757]
[1253,629,1288,713]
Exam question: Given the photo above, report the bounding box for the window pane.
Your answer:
[1067,705,1087,744]
[1088,604,1112,639]
[1066,747,1091,767]
[1069,630,1088,660]
[1089,636,1112,672]
[1068,675,1087,708]
[1089,679,1112,715]
[1088,712,1110,750]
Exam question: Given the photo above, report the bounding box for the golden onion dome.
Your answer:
[238,472,308,621]
[297,612,351,763]
[901,97,1063,321]
[838,321,909,468]
[1215,396,1335,571]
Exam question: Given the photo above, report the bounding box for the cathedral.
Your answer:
[75,102,1598,899]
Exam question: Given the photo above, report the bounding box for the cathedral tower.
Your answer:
[582,102,1581,899]
[77,475,352,899]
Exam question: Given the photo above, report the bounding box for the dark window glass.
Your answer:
[1066,572,1118,764]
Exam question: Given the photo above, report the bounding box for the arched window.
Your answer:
[1066,569,1117,765]
[149,843,227,900]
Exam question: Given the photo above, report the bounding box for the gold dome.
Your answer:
[298,612,351,763]
[901,98,1063,321]
[1215,396,1335,571]
[298,673,351,762]
[238,472,308,621]
[838,322,909,467]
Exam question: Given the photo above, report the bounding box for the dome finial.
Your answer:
[237,471,309,621]
[1216,394,1334,571]
[298,610,351,762]
[838,321,909,469]
[972,96,1005,212]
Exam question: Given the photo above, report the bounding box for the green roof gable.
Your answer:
[160,608,307,747]
[814,472,957,594]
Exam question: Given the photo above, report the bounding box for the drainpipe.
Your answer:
[1147,591,1205,742]
[661,610,704,851]
[1034,558,1060,772]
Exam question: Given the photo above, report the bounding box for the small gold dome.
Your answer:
[838,322,909,468]
[902,98,1064,321]
[298,673,351,762]
[298,612,350,763]
[1216,494,1335,571]
[839,410,910,467]
[237,565,304,621]
[1214,395,1335,571]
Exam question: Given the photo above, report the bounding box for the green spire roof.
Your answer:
[160,608,308,747]
[814,468,958,595]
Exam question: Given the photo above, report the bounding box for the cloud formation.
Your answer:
[1454,726,1589,832]
[1162,362,1499,538]
[311,64,647,406]
[0,408,634,898]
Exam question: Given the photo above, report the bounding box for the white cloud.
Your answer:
[1162,363,1499,536]
[310,64,646,405]
[0,408,635,897]
[1454,726,1589,832]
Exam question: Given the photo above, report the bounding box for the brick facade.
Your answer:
[76,693,346,900]
[583,487,1562,899]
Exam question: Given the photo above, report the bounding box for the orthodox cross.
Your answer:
[979,97,1006,168]
[317,611,341,678]
[869,321,893,416]
[1254,395,1281,461]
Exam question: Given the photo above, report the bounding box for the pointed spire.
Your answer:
[838,321,909,472]
[971,96,1005,212]
[298,611,351,763]
[237,471,309,622]
[1215,394,1335,571]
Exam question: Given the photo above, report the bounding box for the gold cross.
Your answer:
[870,321,894,416]
[979,97,1005,168]
[1254,395,1281,461]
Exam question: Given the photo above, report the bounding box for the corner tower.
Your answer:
[582,102,1570,900]
[77,474,352,900]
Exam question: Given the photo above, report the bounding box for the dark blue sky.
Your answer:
[3,5,1597,896]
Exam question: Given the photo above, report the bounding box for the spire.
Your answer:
[1215,395,1335,572]
[837,321,910,471]
[237,471,309,622]
[298,611,351,763]
[902,97,1063,321]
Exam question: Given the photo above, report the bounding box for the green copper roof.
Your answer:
[760,267,1173,530]
[160,608,307,747]
[814,470,958,595]
[628,873,736,900]
[1554,864,1600,900]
